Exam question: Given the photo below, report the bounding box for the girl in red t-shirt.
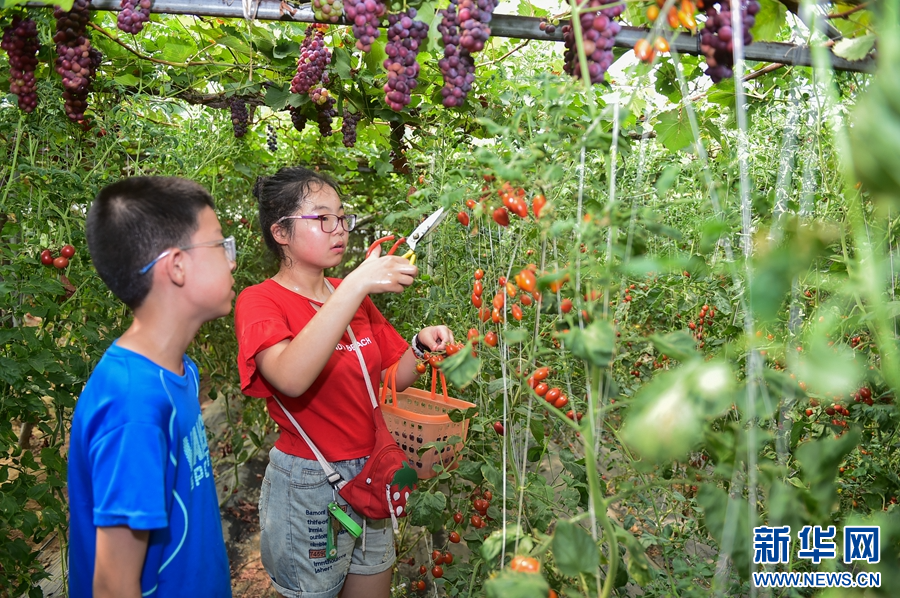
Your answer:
[235,166,452,598]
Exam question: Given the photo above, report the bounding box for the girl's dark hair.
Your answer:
[253,166,342,262]
[86,177,215,309]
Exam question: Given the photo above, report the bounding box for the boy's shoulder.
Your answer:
[75,343,198,432]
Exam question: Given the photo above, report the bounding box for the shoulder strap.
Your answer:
[270,279,381,489]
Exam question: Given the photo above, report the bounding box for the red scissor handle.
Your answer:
[365,235,406,258]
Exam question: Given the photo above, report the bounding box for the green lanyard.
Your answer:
[326,501,363,557]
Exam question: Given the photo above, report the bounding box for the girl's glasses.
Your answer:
[138,236,237,275]
[275,214,357,233]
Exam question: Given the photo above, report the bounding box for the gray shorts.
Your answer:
[258,447,396,598]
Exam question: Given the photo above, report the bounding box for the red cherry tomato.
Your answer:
[492,292,505,310]
[419,565,428,575]
[482,490,492,501]
[474,268,484,280]
[534,383,549,397]
[60,244,76,258]
[40,249,54,265]
[468,328,479,344]
[545,388,561,402]
[484,331,498,347]
[520,294,533,307]
[560,298,573,313]
[416,580,426,592]
[53,256,69,269]
[470,514,483,527]
[493,421,505,436]
[446,342,462,356]
[472,293,483,308]
[449,531,461,543]
[443,552,453,565]
[453,512,464,524]
[432,549,442,563]
[511,304,523,321]
[428,354,444,368]
[457,211,470,226]
[473,280,484,296]
[492,207,510,227]
[465,199,476,209]
[553,395,569,409]
[479,307,491,322]
[532,367,549,380]
[431,565,444,578]
[515,269,537,293]
[416,362,427,374]
[491,308,503,324]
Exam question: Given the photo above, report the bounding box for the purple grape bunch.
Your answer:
[290,107,308,132]
[54,0,101,122]
[457,0,498,53]
[561,0,624,85]
[342,109,361,147]
[437,0,477,108]
[117,0,152,35]
[266,124,278,152]
[699,0,760,83]
[1,17,40,113]
[230,97,249,138]
[382,8,429,111]
[291,26,332,95]
[344,0,386,52]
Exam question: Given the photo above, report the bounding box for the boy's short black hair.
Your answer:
[86,177,215,309]
[253,166,342,263]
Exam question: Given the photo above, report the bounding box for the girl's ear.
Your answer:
[271,222,290,246]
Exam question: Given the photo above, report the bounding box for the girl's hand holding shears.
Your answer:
[348,243,418,294]
[365,208,447,267]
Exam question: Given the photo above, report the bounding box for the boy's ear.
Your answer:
[163,248,187,288]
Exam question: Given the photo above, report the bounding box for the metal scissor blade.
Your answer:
[405,207,446,251]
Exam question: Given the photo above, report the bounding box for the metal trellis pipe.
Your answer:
[40,0,874,73]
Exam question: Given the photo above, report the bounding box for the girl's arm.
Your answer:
[392,325,455,391]
[256,251,416,397]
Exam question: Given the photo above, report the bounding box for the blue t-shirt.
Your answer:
[67,341,231,597]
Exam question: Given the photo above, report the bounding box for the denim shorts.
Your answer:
[258,447,396,598]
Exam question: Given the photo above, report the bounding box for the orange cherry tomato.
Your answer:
[561,298,573,313]
[484,331,498,347]
[532,195,547,219]
[515,269,537,293]
[474,268,484,280]
[654,36,670,53]
[509,555,541,574]
[647,5,660,20]
[553,395,569,409]
[493,292,506,310]
[491,308,503,323]
[534,383,549,397]
[465,198,477,209]
[506,282,518,298]
[416,362,427,374]
[634,38,654,63]
[479,307,492,322]
[667,8,680,28]
[520,294,533,307]
[468,328,479,343]
[511,304,523,321]
[545,387,561,403]
[472,293,483,308]
[532,367,550,380]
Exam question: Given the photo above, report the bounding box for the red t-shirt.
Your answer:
[235,278,408,461]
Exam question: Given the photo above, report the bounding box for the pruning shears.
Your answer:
[365,207,447,266]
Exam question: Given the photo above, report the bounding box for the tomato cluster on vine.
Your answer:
[39,244,76,269]
[456,178,549,231]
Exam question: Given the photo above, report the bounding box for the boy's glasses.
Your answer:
[275,214,357,233]
[138,236,237,275]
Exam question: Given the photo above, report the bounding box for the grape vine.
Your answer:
[1,16,40,113]
[383,9,429,111]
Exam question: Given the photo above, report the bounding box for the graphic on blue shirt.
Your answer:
[67,342,231,597]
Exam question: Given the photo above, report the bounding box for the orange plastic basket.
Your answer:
[380,364,476,480]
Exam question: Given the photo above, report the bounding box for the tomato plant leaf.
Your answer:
[564,320,615,368]
[406,489,446,533]
[485,569,549,598]
[795,430,860,520]
[696,484,751,580]
[440,344,481,389]
[551,519,599,577]
[649,331,698,363]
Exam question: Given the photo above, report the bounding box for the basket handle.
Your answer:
[429,364,450,402]
[381,360,400,406]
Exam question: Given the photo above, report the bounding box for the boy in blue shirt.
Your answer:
[68,177,236,597]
